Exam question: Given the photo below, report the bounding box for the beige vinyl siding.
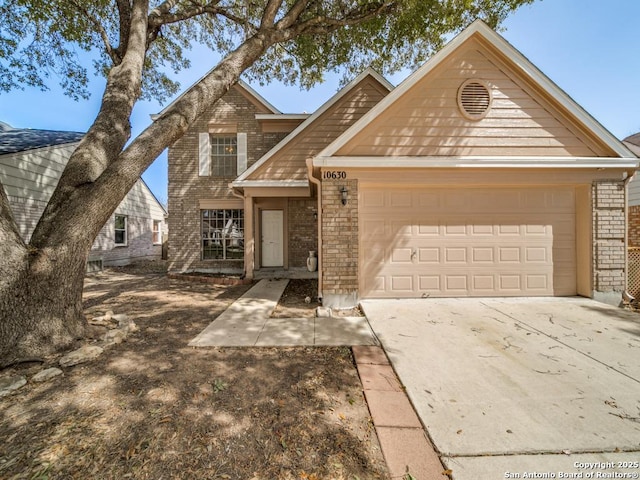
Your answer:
[337,41,609,158]
[628,176,640,206]
[251,77,388,181]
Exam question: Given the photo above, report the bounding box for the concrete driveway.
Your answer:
[360,297,640,480]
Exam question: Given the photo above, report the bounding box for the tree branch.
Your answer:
[67,0,120,64]
[283,1,397,37]
[149,0,181,17]
[261,0,284,28]
[148,1,229,28]
[276,0,311,30]
[115,0,133,62]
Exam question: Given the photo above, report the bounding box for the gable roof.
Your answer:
[153,77,280,119]
[624,133,640,157]
[316,19,636,160]
[0,122,84,156]
[232,68,393,186]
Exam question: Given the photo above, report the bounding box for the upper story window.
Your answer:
[115,214,127,246]
[199,131,247,178]
[210,136,237,177]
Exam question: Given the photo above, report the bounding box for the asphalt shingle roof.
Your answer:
[0,121,85,155]
[624,132,640,148]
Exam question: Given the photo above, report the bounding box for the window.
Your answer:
[199,132,247,177]
[211,136,237,177]
[201,209,244,260]
[153,220,162,245]
[115,214,127,246]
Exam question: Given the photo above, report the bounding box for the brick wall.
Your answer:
[592,181,626,293]
[628,205,640,247]
[321,179,359,297]
[288,198,318,268]
[168,87,286,273]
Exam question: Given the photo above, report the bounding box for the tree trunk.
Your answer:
[0,242,89,366]
[0,29,285,365]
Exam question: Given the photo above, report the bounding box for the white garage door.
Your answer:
[360,186,576,298]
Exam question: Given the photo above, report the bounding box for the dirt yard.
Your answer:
[0,262,388,479]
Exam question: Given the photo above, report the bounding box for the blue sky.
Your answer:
[1,0,639,203]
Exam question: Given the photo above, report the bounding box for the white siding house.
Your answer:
[0,121,167,267]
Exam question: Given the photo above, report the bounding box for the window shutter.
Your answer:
[198,132,210,176]
[236,132,247,174]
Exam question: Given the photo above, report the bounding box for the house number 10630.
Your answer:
[323,171,347,180]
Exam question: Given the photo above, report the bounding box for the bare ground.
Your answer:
[0,262,388,479]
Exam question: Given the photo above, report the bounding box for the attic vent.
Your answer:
[457,80,491,120]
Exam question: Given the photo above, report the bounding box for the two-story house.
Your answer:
[166,20,637,308]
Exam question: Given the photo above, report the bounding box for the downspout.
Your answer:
[230,185,250,279]
[306,157,323,302]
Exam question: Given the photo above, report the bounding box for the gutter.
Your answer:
[306,157,323,302]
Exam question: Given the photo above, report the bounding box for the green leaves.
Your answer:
[0,0,533,102]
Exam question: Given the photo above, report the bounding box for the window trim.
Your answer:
[114,214,128,247]
[152,220,162,245]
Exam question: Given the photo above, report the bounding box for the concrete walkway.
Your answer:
[189,279,377,347]
[189,279,444,479]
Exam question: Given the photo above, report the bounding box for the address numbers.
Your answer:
[322,171,347,180]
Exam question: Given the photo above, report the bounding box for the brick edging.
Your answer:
[167,273,253,286]
[352,345,448,479]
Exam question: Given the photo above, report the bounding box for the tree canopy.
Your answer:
[0,0,531,103]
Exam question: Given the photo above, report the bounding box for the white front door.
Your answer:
[261,210,284,267]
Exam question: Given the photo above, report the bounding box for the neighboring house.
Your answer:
[166,20,637,307]
[624,133,640,247]
[0,121,167,268]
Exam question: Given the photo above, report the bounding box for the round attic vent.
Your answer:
[457,80,491,120]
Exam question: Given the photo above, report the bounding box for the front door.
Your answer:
[261,210,284,267]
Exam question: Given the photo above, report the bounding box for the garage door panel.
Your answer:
[360,186,576,298]
[445,247,467,263]
[472,247,494,262]
[473,275,495,291]
[389,191,412,207]
[391,276,413,292]
[419,275,440,291]
[419,248,440,263]
[391,247,413,263]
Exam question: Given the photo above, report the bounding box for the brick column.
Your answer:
[321,178,359,308]
[592,181,626,304]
